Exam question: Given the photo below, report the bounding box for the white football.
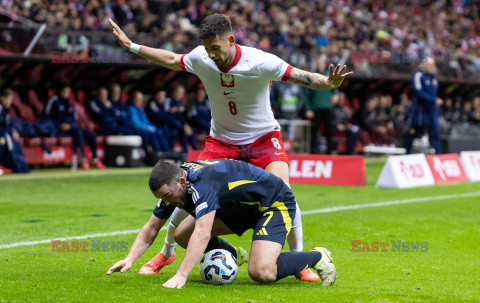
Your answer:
[199,249,238,285]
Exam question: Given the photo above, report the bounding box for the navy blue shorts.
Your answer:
[251,191,296,245]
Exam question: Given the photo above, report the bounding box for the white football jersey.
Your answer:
[181,44,293,145]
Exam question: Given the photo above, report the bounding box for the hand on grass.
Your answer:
[106,259,132,275]
[162,273,187,289]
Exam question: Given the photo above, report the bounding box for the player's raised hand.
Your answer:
[326,64,353,89]
[109,19,132,50]
[106,259,132,275]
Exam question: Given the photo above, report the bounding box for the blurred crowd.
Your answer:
[3,0,480,172]
[439,95,480,135]
[0,83,211,172]
[1,0,480,76]
[272,64,480,155]
[3,76,480,174]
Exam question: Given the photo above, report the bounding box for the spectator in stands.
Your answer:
[145,89,171,150]
[187,86,211,135]
[88,87,131,136]
[3,0,480,81]
[45,85,105,170]
[377,95,397,143]
[304,57,338,154]
[405,57,442,154]
[111,83,134,123]
[127,90,167,153]
[451,98,463,125]
[272,81,303,121]
[459,101,473,124]
[271,80,303,142]
[360,95,394,146]
[110,83,126,106]
[441,98,455,123]
[471,97,480,124]
[6,0,480,157]
[166,85,197,152]
[332,92,359,155]
[391,102,409,144]
[0,88,30,173]
[10,118,38,139]
[439,98,455,135]
[376,96,392,127]
[451,99,480,136]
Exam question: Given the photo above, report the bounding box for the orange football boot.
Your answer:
[138,252,175,274]
[294,268,319,282]
[93,160,106,169]
[0,165,12,174]
[80,161,90,170]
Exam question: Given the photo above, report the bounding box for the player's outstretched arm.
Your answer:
[109,19,183,71]
[162,211,216,289]
[106,214,166,275]
[288,64,353,90]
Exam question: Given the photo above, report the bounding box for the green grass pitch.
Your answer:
[0,158,479,302]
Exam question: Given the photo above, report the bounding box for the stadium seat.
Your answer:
[76,89,87,105]
[354,140,364,153]
[351,98,361,112]
[12,91,37,122]
[9,107,19,119]
[358,129,373,146]
[121,91,130,103]
[72,102,98,132]
[48,89,55,98]
[69,90,77,104]
[24,137,42,147]
[96,136,106,145]
[28,89,44,117]
[58,137,73,146]
[42,137,58,147]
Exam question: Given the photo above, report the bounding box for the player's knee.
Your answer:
[173,229,188,249]
[248,265,276,284]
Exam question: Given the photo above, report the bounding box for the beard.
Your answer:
[215,58,227,68]
[177,194,188,209]
[216,50,234,69]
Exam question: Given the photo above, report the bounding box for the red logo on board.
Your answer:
[220,73,234,87]
[426,154,467,184]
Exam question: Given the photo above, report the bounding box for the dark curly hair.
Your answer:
[199,13,232,39]
[0,88,13,98]
[149,161,182,192]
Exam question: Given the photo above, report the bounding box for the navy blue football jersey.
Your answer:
[153,159,293,236]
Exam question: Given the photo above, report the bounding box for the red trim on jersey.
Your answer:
[281,65,294,82]
[180,54,186,71]
[219,43,242,73]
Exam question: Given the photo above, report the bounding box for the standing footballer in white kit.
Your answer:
[109,13,352,282]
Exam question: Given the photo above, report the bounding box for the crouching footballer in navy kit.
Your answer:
[107,158,336,288]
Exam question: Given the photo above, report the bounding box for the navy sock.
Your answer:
[204,237,237,259]
[276,251,321,281]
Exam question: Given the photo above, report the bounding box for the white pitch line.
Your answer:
[2,191,480,250]
[0,229,141,249]
[301,191,480,215]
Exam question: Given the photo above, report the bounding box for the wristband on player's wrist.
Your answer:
[129,43,141,54]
